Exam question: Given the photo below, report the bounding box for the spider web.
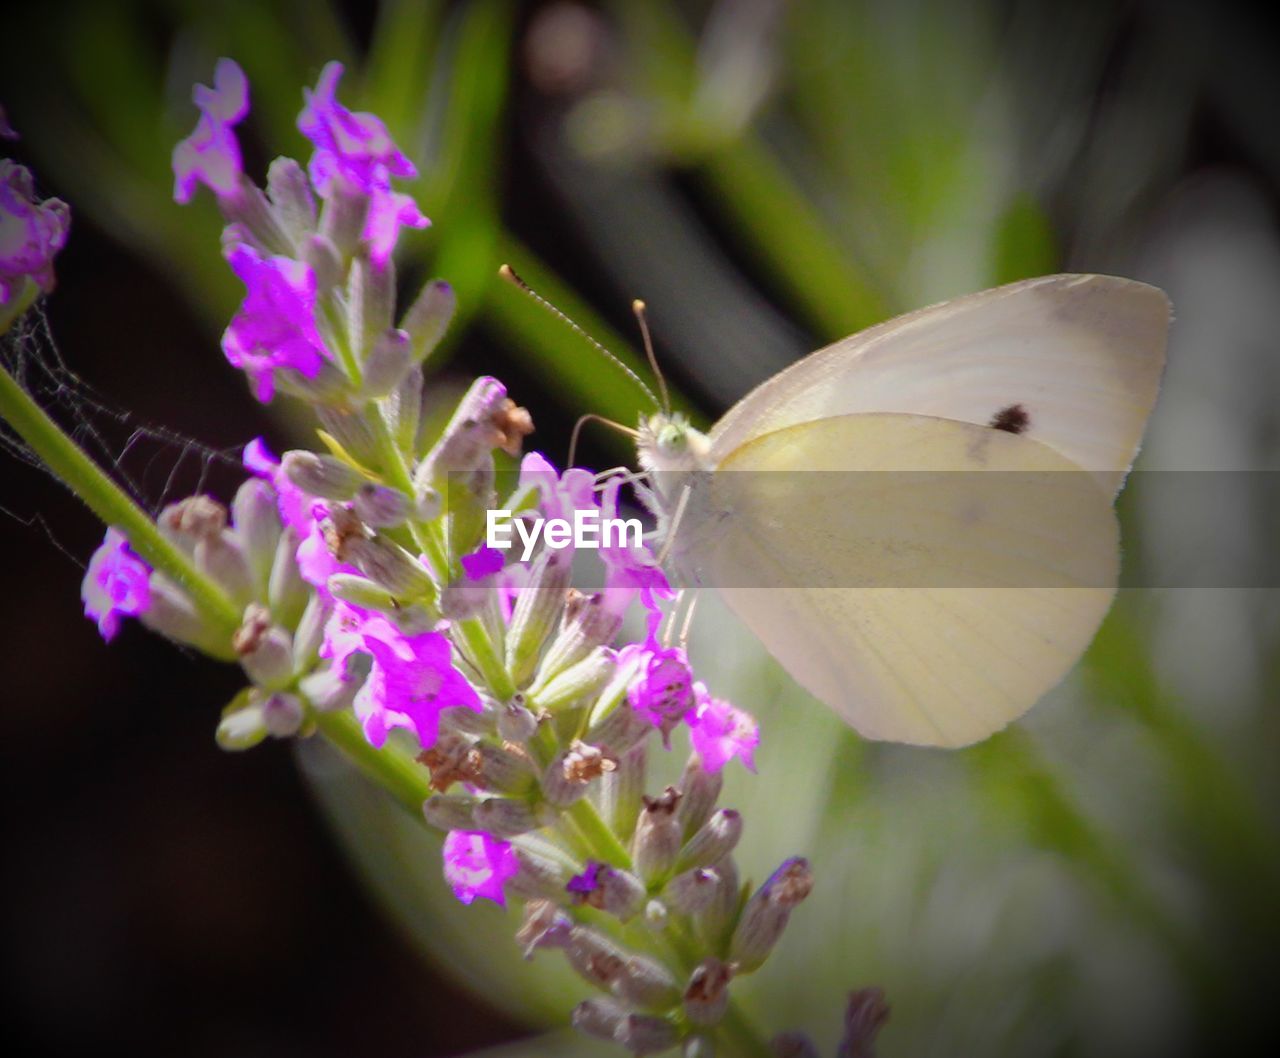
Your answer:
[0,302,247,567]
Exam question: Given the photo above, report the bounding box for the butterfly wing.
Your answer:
[707,274,1169,496]
[680,413,1119,747]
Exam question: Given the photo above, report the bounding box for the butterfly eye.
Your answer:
[657,423,686,451]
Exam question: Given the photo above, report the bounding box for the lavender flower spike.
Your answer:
[81,528,151,641]
[0,160,70,305]
[172,58,249,204]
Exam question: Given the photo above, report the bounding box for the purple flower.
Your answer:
[295,501,359,594]
[354,627,482,749]
[319,599,415,687]
[243,437,309,533]
[81,528,151,641]
[172,58,249,204]
[442,830,520,907]
[364,170,429,267]
[624,635,695,747]
[0,160,70,305]
[222,243,331,402]
[0,105,17,140]
[690,686,759,774]
[461,545,505,581]
[599,476,673,634]
[298,62,416,195]
[519,453,596,526]
[566,860,607,899]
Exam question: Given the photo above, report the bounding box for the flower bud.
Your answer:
[401,278,455,363]
[344,535,435,600]
[221,176,292,255]
[676,810,742,873]
[438,695,497,737]
[352,482,410,528]
[696,856,740,952]
[587,700,651,760]
[262,691,305,738]
[299,653,369,712]
[159,495,226,551]
[538,589,623,679]
[140,573,235,660]
[349,252,395,358]
[422,793,481,831]
[472,797,540,838]
[233,604,294,689]
[572,997,628,1043]
[509,842,573,900]
[542,740,615,807]
[215,701,267,747]
[326,572,402,613]
[566,925,628,990]
[599,741,647,840]
[386,364,423,455]
[505,548,573,687]
[282,450,365,500]
[301,232,343,292]
[268,528,308,629]
[231,478,282,596]
[664,867,720,917]
[265,157,316,250]
[633,787,682,885]
[515,900,572,959]
[318,181,370,261]
[836,988,890,1058]
[614,1013,680,1055]
[530,646,613,712]
[678,755,723,840]
[413,377,508,492]
[359,328,412,399]
[290,592,331,670]
[729,858,813,973]
[215,687,266,751]
[567,862,646,922]
[315,405,380,468]
[683,958,733,1027]
[496,699,539,742]
[195,529,256,607]
[614,954,680,1011]
[470,740,538,796]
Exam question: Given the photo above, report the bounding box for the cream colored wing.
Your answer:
[708,274,1169,496]
[682,413,1120,747]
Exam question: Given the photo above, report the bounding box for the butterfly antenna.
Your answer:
[498,264,660,411]
[631,299,670,415]
[568,413,639,468]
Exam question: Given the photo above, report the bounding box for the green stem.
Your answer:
[0,357,241,638]
[566,797,634,868]
[314,710,432,814]
[455,616,515,699]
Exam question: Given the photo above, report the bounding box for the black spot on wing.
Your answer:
[989,403,1030,435]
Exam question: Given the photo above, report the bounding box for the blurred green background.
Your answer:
[2,1,1278,1056]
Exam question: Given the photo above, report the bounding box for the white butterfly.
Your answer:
[636,274,1169,748]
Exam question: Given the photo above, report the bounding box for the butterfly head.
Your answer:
[637,413,713,475]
